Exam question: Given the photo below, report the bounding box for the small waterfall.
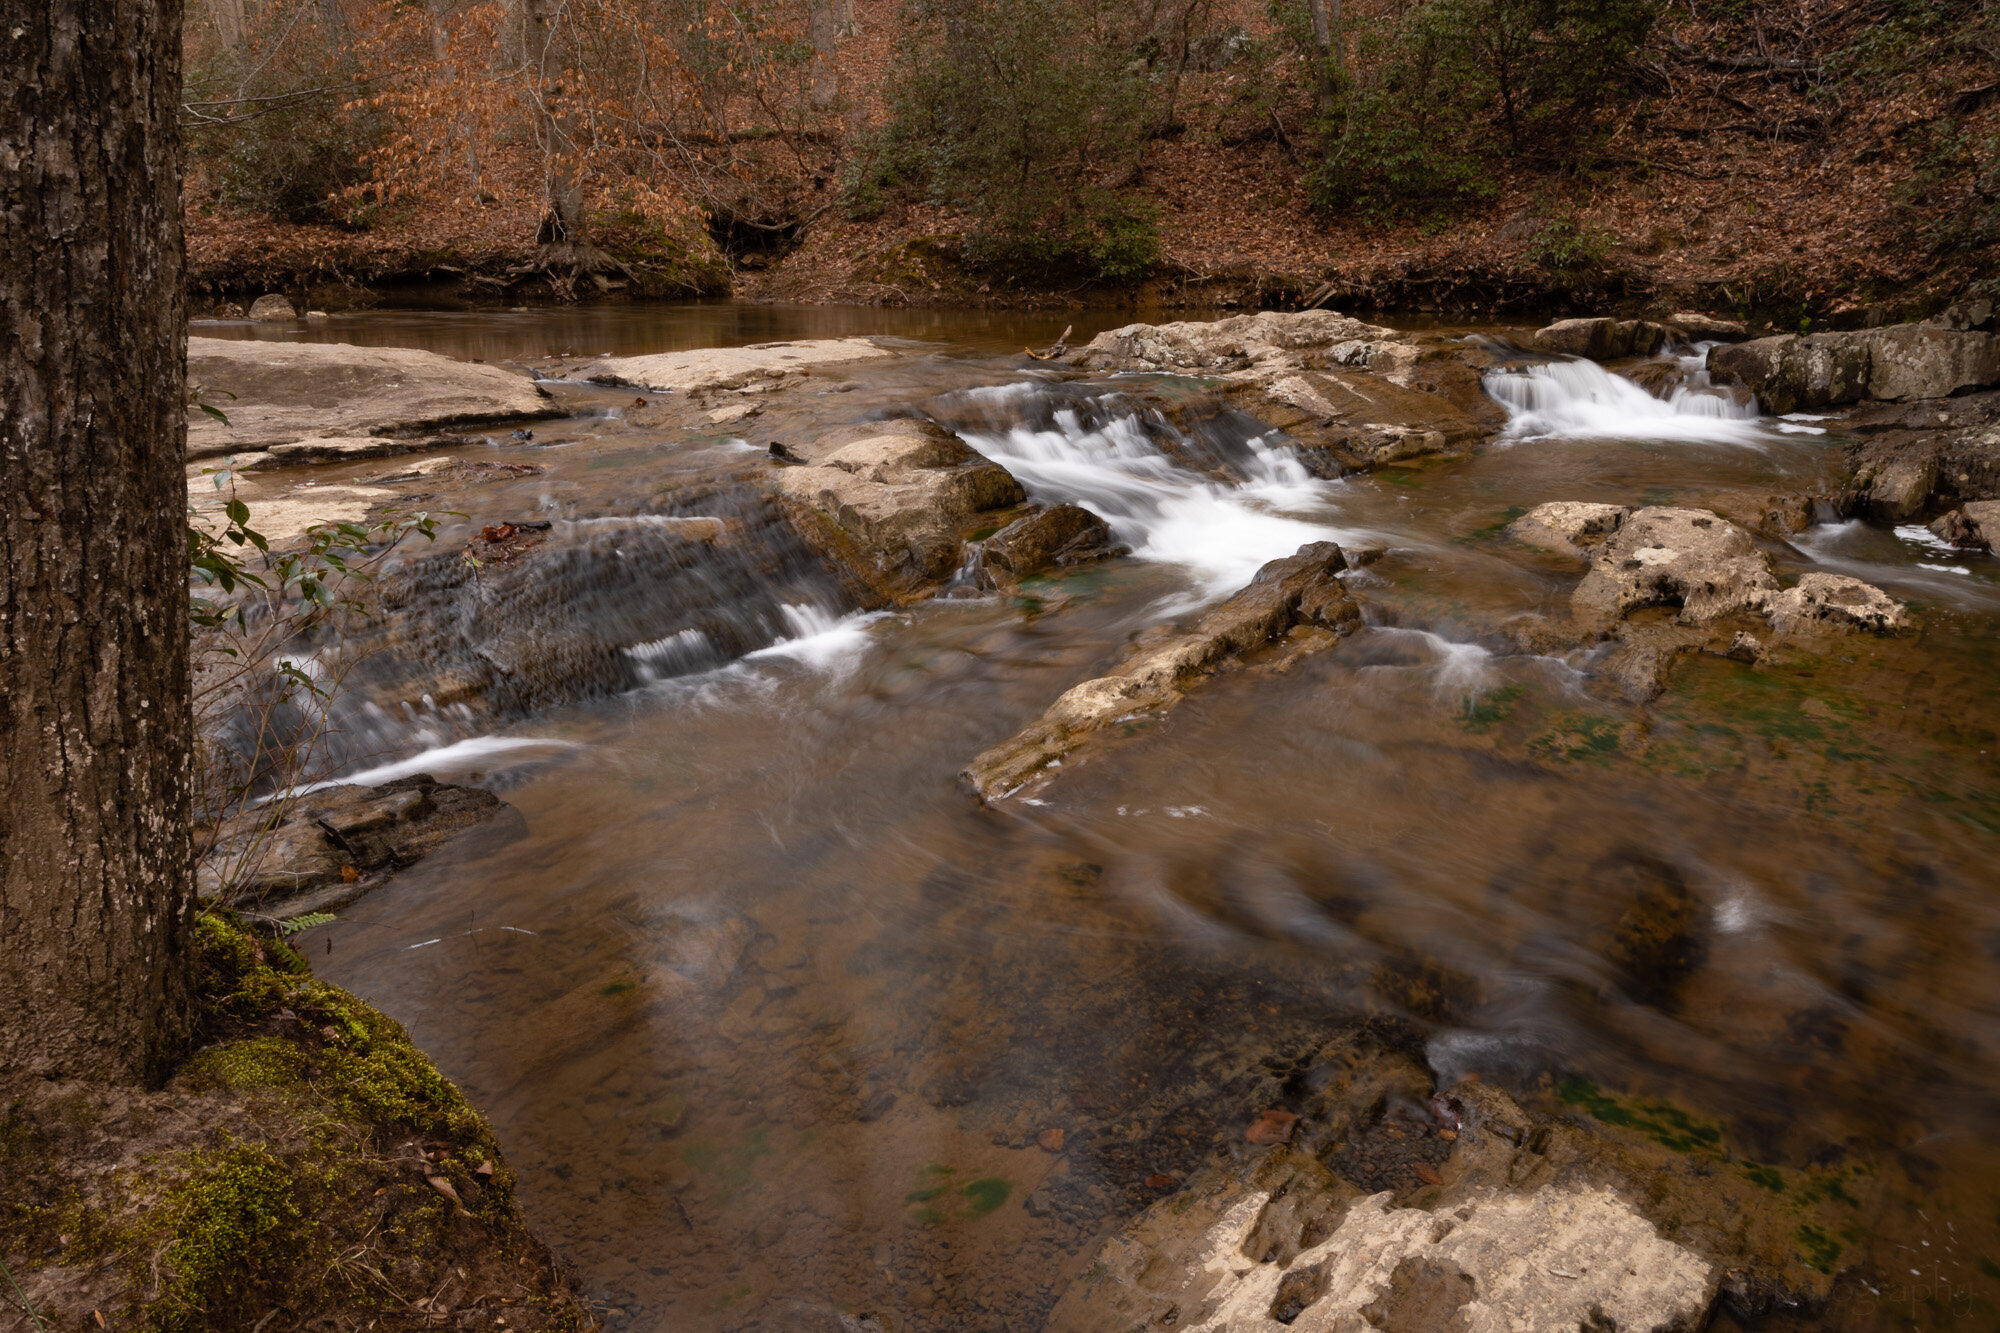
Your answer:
[1485,349,1772,445]
[937,382,1354,600]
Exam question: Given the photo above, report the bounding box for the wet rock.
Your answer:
[1666,311,1750,342]
[187,337,560,458]
[775,418,1027,592]
[1071,311,1503,469]
[1531,317,1672,361]
[260,435,452,465]
[1053,1076,1846,1333]
[1505,501,1629,557]
[198,775,504,909]
[962,543,1359,800]
[1572,507,1778,624]
[1620,359,1688,399]
[706,402,762,426]
[1591,852,1708,1007]
[1767,572,1910,634]
[1593,622,1713,703]
[1832,390,2000,518]
[1929,499,2000,548]
[1708,323,2000,413]
[979,504,1118,578]
[580,337,893,394]
[186,479,397,548]
[248,293,297,321]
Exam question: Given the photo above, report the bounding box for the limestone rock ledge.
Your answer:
[963,542,1360,801]
[187,336,560,458]
[1068,311,1504,471]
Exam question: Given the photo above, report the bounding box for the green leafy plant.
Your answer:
[187,457,449,904]
[1523,213,1616,274]
[860,0,1172,282]
[1309,0,1653,221]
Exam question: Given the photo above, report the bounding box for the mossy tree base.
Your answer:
[0,914,596,1332]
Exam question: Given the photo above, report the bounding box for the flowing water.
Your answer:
[209,308,2000,1331]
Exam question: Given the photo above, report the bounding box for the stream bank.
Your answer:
[168,302,2000,1332]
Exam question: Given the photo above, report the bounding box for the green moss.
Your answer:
[960,1177,1011,1216]
[1740,1162,1787,1194]
[177,1037,307,1092]
[1556,1078,1724,1155]
[154,1142,308,1331]
[1795,1223,1844,1273]
[1528,713,1625,762]
[1460,683,1526,730]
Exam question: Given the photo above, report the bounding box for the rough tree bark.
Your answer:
[1,0,195,1085]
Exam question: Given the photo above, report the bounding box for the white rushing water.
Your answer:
[954,383,1354,601]
[1485,347,1774,446]
[743,604,888,674]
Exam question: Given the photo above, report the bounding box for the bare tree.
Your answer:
[1,0,196,1084]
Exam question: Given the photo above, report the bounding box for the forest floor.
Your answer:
[186,0,2000,328]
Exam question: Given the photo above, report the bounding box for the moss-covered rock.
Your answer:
[0,911,593,1332]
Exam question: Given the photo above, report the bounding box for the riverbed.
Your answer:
[204,305,2000,1332]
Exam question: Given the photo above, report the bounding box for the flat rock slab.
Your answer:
[188,337,559,458]
[963,542,1359,800]
[579,338,894,394]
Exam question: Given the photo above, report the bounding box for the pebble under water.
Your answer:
[203,306,2000,1332]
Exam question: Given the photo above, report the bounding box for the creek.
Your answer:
[200,306,2000,1332]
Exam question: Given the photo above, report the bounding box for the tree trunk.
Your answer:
[1,0,195,1085]
[211,0,246,48]
[1303,0,1343,100]
[810,0,841,109]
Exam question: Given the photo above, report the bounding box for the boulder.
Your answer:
[1767,572,1909,634]
[1927,298,1995,332]
[1666,311,1750,342]
[1706,333,1874,414]
[962,543,1358,800]
[1572,507,1778,623]
[1929,499,2000,548]
[1708,324,2000,412]
[1505,501,1629,556]
[775,418,1027,589]
[1052,1075,1844,1333]
[1070,310,1503,469]
[187,337,560,458]
[580,338,893,394]
[1530,317,1672,360]
[1620,359,1688,398]
[978,503,1117,578]
[198,775,503,908]
[248,293,297,321]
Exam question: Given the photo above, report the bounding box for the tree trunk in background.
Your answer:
[810,0,840,108]
[1303,0,1343,100]
[211,0,246,47]
[0,0,195,1085]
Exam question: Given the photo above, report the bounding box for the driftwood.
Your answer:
[1026,325,1074,361]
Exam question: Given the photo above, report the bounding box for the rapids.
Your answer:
[201,307,2000,1332]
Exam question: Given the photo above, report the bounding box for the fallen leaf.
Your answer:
[475,1160,495,1178]
[1144,1173,1177,1190]
[426,1174,462,1203]
[1246,1109,1299,1146]
[94,1313,106,1329]
[1037,1127,1065,1153]
[340,864,361,883]
[1440,1129,1458,1141]
[1411,1162,1443,1186]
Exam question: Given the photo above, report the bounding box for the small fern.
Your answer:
[277,912,337,935]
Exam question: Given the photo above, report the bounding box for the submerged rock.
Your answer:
[1531,317,1672,361]
[776,417,1027,595]
[187,336,560,458]
[963,543,1359,800]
